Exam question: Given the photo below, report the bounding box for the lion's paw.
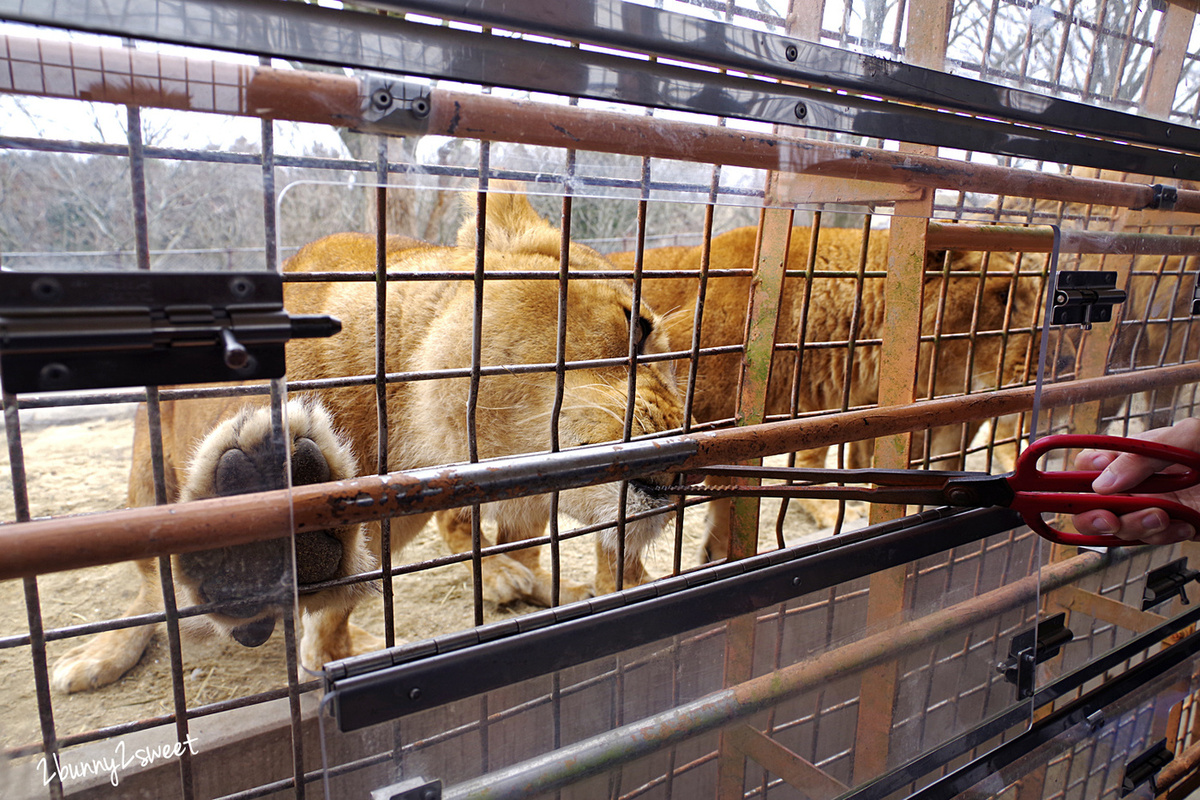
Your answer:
[51,625,155,693]
[479,554,538,606]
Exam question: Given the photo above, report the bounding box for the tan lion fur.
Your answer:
[617,224,1041,559]
[51,191,684,692]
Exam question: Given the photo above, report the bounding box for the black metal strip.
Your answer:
[5,1,1200,180]
[358,0,1194,156]
[325,506,1022,731]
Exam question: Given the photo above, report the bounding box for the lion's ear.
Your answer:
[455,181,557,255]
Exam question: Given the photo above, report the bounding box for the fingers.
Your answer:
[1082,451,1172,494]
[1074,419,1200,493]
[1072,508,1195,545]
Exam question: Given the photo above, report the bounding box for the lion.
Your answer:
[617,224,1041,560]
[50,189,684,692]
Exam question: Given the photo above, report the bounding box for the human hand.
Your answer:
[1070,418,1200,545]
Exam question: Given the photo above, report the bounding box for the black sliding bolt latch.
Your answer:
[0,271,340,393]
[1122,739,1173,796]
[1051,271,1126,329]
[998,612,1074,699]
[1143,558,1200,611]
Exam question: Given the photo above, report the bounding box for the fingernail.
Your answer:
[1091,516,1116,534]
[1139,510,1167,534]
[1168,523,1195,543]
[1092,471,1117,493]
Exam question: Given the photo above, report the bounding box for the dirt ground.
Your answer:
[0,406,843,758]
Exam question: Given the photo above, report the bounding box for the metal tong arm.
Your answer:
[670,465,1005,507]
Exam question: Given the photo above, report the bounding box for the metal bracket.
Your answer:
[356,75,433,134]
[997,612,1074,699]
[371,777,442,800]
[1147,183,1179,211]
[1143,558,1200,611]
[1050,271,1127,329]
[0,271,340,393]
[1122,738,1173,796]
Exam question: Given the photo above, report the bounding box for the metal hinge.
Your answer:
[371,777,442,800]
[997,612,1074,699]
[1051,271,1126,329]
[0,271,340,393]
[1122,739,1173,796]
[1143,558,1200,611]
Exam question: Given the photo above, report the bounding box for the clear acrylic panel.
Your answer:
[1029,217,1200,694]
[943,644,1200,800]
[0,97,305,793]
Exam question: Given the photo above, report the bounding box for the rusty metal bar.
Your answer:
[1161,736,1200,799]
[415,90,1200,212]
[0,33,363,124]
[926,224,1200,255]
[438,548,1117,800]
[4,361,1200,581]
[6,33,1200,213]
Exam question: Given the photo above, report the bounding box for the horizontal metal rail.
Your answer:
[5,1,1198,180]
[3,361,1200,580]
[4,30,1200,210]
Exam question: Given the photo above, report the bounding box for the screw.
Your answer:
[785,44,798,61]
[794,102,808,120]
[411,96,431,119]
[229,277,254,299]
[409,687,422,701]
[39,363,71,388]
[31,276,62,303]
[792,576,802,586]
[947,487,974,505]
[371,87,394,112]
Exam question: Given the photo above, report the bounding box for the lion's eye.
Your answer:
[624,308,654,355]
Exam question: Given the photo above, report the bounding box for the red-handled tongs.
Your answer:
[660,434,1200,547]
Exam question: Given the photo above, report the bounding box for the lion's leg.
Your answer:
[299,603,385,673]
[699,497,732,564]
[594,536,650,596]
[986,414,1021,472]
[51,559,161,693]
[496,521,592,606]
[439,507,522,605]
[437,508,588,607]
